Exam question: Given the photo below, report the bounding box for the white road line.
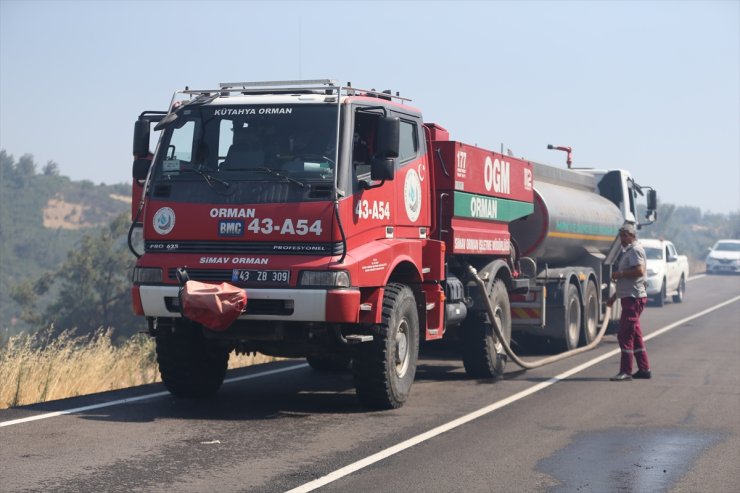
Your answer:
[0,363,308,428]
[284,295,740,493]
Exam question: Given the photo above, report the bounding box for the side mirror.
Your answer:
[370,158,395,181]
[376,116,400,159]
[646,189,657,213]
[370,116,400,182]
[132,158,151,181]
[133,119,151,158]
[667,255,678,263]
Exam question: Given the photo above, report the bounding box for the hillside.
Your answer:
[0,151,131,332]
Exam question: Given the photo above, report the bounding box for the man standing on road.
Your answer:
[607,222,652,381]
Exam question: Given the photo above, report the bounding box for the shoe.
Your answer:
[610,373,632,381]
[632,370,652,379]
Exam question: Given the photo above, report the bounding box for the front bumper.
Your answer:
[136,285,361,322]
[645,276,663,296]
[706,262,740,274]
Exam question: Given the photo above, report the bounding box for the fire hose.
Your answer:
[467,264,613,370]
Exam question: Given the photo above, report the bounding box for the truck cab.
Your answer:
[589,168,657,227]
[132,81,432,325]
[130,80,448,409]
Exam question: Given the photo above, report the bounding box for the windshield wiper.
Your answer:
[182,165,232,189]
[254,167,306,188]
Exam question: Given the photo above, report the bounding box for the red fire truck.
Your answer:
[130,79,656,409]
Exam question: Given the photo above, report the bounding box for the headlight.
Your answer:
[298,270,351,287]
[647,268,659,277]
[132,267,163,283]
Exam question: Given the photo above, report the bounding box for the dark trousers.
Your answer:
[617,297,649,374]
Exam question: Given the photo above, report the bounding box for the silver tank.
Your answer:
[509,163,623,267]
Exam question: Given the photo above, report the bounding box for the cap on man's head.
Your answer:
[619,222,637,236]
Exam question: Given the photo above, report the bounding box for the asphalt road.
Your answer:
[2,274,739,493]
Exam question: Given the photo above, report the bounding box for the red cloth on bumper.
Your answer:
[180,280,246,331]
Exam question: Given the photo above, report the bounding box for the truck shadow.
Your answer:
[13,336,623,424]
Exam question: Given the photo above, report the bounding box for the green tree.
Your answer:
[11,213,144,338]
[42,160,60,176]
[14,154,37,186]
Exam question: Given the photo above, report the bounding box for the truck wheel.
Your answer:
[307,353,351,372]
[656,280,666,307]
[672,276,685,303]
[462,279,511,379]
[580,280,599,346]
[352,283,419,409]
[156,320,230,398]
[555,283,581,352]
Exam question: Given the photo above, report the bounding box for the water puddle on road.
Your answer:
[536,427,722,492]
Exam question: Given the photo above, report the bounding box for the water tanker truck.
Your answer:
[129,79,657,409]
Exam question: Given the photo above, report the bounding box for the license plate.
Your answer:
[232,269,290,284]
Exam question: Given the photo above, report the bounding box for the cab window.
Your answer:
[398,120,418,165]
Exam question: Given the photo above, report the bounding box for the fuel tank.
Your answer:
[509,163,623,267]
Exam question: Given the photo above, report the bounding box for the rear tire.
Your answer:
[580,280,599,346]
[554,283,581,352]
[672,276,685,303]
[462,279,511,379]
[352,284,419,409]
[155,319,230,398]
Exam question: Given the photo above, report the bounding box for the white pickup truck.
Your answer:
[639,239,689,306]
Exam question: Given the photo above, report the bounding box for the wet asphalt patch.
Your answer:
[536,427,723,492]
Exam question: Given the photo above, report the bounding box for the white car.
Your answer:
[706,239,740,274]
[639,238,689,306]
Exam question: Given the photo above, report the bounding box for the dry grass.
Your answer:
[0,328,277,409]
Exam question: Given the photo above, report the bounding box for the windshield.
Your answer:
[644,247,663,260]
[715,241,740,252]
[154,104,337,183]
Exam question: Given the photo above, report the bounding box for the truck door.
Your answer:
[392,115,430,239]
[597,170,637,224]
[348,109,429,245]
[348,109,395,246]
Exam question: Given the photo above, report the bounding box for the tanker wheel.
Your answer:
[672,276,685,303]
[558,283,582,352]
[462,279,511,379]
[352,283,419,409]
[155,319,230,398]
[580,280,599,346]
[306,353,351,372]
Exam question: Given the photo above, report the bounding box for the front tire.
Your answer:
[155,319,230,398]
[672,276,685,303]
[352,284,419,409]
[462,279,511,379]
[655,280,666,307]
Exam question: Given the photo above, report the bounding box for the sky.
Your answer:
[1,0,738,214]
